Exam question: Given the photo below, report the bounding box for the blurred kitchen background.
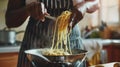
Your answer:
[0,0,120,40]
[0,0,120,67]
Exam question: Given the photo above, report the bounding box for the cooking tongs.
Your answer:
[45,15,56,21]
[36,15,56,26]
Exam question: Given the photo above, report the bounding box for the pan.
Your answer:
[25,48,87,66]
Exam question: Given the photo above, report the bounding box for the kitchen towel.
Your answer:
[82,39,103,65]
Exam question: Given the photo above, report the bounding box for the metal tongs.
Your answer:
[45,15,56,21]
[36,15,56,26]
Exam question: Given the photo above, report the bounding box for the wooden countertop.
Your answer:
[89,62,120,67]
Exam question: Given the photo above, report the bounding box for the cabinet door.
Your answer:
[103,44,120,62]
[0,52,18,67]
[112,45,120,62]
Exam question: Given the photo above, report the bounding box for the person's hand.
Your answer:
[69,0,99,28]
[69,0,87,28]
[68,7,84,28]
[26,2,49,22]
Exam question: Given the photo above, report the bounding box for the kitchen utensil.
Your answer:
[36,15,56,26]
[0,27,24,44]
[25,48,50,62]
[25,48,87,67]
[45,15,56,21]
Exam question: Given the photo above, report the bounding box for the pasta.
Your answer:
[42,11,72,56]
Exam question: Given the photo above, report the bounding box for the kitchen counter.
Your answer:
[83,39,120,45]
[89,62,120,67]
[0,39,120,53]
[0,46,19,67]
[0,46,20,53]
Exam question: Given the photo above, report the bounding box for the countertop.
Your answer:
[89,62,120,67]
[0,45,20,53]
[0,41,21,53]
[0,39,120,53]
[83,39,120,45]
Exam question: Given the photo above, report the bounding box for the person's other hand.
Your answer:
[69,0,86,28]
[26,2,49,22]
[68,7,84,28]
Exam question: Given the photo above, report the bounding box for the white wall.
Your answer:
[0,0,8,29]
[78,10,99,30]
[100,0,119,25]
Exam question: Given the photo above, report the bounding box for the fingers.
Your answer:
[39,2,46,21]
[41,2,45,14]
[70,8,83,28]
[26,2,49,21]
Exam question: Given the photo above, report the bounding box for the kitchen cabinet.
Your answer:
[103,44,120,63]
[0,52,18,67]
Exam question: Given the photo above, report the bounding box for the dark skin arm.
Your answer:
[5,0,29,28]
[5,0,45,28]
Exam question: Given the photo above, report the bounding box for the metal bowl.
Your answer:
[25,48,87,66]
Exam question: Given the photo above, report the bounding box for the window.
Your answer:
[100,0,119,24]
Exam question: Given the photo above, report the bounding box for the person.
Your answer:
[5,0,99,67]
